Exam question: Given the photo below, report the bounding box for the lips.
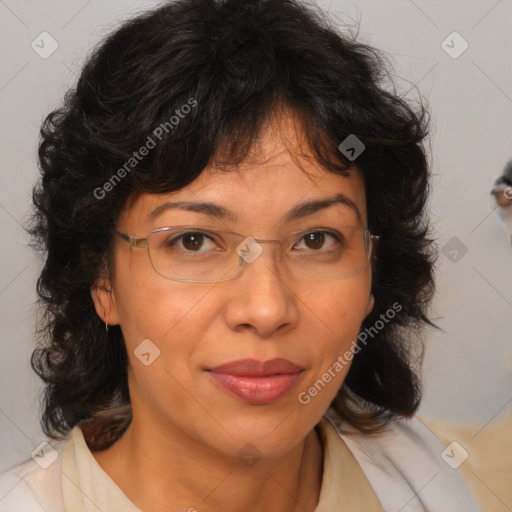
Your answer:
[206,358,304,405]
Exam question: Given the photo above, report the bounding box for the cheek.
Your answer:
[117,281,220,406]
[309,272,372,343]
[114,248,218,346]
[114,280,221,404]
[299,273,371,394]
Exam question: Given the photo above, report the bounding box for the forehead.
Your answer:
[121,163,366,232]
[119,112,367,230]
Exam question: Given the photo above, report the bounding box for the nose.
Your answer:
[224,242,299,337]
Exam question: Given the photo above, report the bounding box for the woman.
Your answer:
[0,0,482,510]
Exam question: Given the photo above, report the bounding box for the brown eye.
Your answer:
[293,231,341,252]
[180,233,206,251]
[164,232,218,252]
[303,232,325,250]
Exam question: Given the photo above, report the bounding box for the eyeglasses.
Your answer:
[113,225,380,283]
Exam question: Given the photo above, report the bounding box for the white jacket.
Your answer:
[0,409,482,511]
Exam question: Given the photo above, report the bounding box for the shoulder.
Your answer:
[324,408,483,512]
[0,438,68,512]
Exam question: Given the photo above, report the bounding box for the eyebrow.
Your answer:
[148,192,362,225]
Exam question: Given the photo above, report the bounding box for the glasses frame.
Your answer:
[113,225,380,283]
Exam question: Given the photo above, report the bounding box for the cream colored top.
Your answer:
[0,409,482,511]
[61,413,383,511]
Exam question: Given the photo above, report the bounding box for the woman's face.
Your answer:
[92,116,374,460]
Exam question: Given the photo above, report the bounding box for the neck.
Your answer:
[91,413,324,512]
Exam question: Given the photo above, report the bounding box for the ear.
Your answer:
[364,293,375,318]
[90,277,120,326]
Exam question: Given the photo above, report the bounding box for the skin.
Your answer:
[494,190,512,208]
[91,111,375,512]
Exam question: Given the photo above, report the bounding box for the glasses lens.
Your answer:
[147,228,238,282]
[146,226,372,282]
[285,226,371,280]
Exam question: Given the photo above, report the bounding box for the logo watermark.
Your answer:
[93,97,198,200]
[298,301,402,405]
[441,441,469,469]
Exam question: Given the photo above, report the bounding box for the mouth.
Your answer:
[206,358,305,405]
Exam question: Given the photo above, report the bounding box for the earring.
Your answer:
[105,322,109,332]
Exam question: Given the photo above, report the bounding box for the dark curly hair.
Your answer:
[26,0,438,450]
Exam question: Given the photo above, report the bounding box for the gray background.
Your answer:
[1,0,511,472]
